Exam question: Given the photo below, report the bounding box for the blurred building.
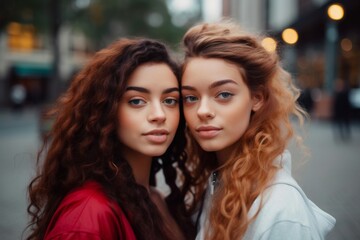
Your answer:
[0,0,201,108]
[0,23,90,107]
[222,0,268,33]
[223,0,360,119]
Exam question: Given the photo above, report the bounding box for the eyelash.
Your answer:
[183,91,234,104]
[183,95,198,103]
[216,92,234,99]
[163,98,178,106]
[128,98,146,106]
[128,98,178,107]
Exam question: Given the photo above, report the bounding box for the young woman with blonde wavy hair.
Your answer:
[181,20,335,240]
[25,38,195,240]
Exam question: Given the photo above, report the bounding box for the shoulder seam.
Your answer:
[259,220,312,240]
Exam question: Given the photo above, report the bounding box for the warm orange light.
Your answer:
[327,4,344,21]
[261,37,277,52]
[7,22,36,50]
[341,38,352,51]
[282,28,298,45]
[7,22,22,35]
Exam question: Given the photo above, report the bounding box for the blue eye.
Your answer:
[183,95,198,103]
[217,92,233,99]
[129,99,146,106]
[163,98,178,106]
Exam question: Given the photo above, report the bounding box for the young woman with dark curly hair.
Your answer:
[25,38,195,240]
[181,21,336,240]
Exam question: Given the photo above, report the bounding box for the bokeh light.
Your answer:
[261,37,277,52]
[327,4,344,21]
[282,28,298,45]
[341,38,352,52]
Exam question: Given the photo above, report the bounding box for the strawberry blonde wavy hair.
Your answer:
[182,20,306,239]
[26,38,195,240]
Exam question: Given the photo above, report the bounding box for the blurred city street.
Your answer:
[290,119,360,240]
[0,107,359,240]
[0,107,40,240]
[1,0,359,239]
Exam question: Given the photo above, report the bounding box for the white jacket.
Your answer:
[196,150,336,240]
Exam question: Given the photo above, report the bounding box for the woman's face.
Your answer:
[118,63,180,158]
[182,58,262,159]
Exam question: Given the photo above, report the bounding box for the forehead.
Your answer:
[182,58,243,86]
[127,63,178,87]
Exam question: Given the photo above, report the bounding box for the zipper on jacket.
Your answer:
[210,171,218,195]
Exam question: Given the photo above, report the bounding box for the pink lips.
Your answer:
[143,129,169,144]
[196,126,222,139]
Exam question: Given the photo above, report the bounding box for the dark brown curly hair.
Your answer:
[25,38,195,240]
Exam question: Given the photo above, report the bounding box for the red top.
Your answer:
[44,181,136,240]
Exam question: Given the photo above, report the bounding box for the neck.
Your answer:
[216,148,232,165]
[122,148,153,192]
[215,141,238,165]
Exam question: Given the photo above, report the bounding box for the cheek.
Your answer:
[117,107,136,142]
[168,110,180,128]
[118,108,133,129]
[221,102,252,127]
[183,107,195,126]
[232,107,251,122]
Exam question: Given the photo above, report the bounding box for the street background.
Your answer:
[1,0,360,239]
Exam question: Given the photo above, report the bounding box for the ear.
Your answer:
[251,93,264,112]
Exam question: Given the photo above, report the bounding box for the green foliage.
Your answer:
[67,0,191,49]
[0,0,200,50]
[0,0,47,31]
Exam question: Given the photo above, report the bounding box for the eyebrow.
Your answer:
[182,79,238,91]
[163,87,180,94]
[125,86,179,94]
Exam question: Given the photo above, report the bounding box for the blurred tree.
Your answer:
[49,0,61,102]
[1,0,200,100]
[0,0,47,32]
[1,0,200,50]
[65,0,193,49]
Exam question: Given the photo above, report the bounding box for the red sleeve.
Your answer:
[45,232,102,240]
[44,181,136,240]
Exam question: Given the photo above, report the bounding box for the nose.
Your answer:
[197,98,215,120]
[148,102,166,123]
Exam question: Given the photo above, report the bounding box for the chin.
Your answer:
[145,147,168,157]
[198,142,222,152]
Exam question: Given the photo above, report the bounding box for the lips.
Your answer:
[143,129,169,144]
[196,126,222,139]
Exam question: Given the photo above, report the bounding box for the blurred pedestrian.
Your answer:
[181,20,336,240]
[332,78,351,141]
[298,87,314,114]
[10,83,26,110]
[25,38,194,240]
